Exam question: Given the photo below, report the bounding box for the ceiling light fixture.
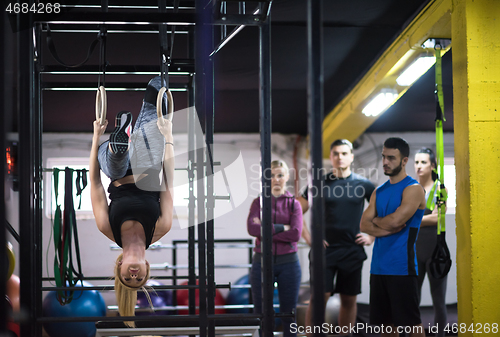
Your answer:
[396,56,436,86]
[42,71,191,75]
[43,87,187,92]
[362,90,399,117]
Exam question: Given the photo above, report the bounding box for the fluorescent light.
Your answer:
[396,56,436,86]
[41,71,191,75]
[43,87,187,92]
[45,21,194,26]
[43,30,188,34]
[362,90,398,117]
[60,5,195,10]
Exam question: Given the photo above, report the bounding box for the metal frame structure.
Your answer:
[2,1,288,337]
[258,9,273,337]
[307,1,326,336]
[3,1,328,337]
[18,14,44,337]
[1,9,8,336]
[171,238,253,316]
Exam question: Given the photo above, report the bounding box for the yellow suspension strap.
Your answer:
[428,46,451,279]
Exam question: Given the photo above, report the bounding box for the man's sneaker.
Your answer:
[110,111,132,155]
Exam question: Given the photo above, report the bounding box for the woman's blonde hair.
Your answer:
[114,253,151,327]
[271,159,289,174]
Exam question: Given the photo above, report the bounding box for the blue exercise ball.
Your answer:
[136,279,173,316]
[273,287,281,329]
[226,274,251,313]
[226,274,280,320]
[42,281,106,337]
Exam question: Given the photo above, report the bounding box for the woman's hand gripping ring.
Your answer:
[157,87,174,123]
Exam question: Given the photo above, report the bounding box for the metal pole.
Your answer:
[33,21,44,337]
[5,220,20,243]
[203,4,216,336]
[205,56,216,337]
[187,27,197,317]
[172,242,178,313]
[0,8,8,335]
[259,6,273,337]
[18,5,42,336]
[307,1,325,335]
[195,2,208,335]
[196,115,207,337]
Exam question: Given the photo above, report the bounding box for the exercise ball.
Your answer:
[324,294,340,326]
[136,279,173,315]
[176,280,226,315]
[272,287,281,329]
[295,285,341,327]
[226,275,280,327]
[226,274,251,313]
[5,242,15,280]
[5,295,20,337]
[42,281,106,337]
[6,274,20,312]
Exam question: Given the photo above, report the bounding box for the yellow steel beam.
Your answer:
[322,0,452,157]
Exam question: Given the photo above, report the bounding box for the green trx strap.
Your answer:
[428,47,452,279]
[75,169,88,210]
[52,168,85,304]
[66,168,84,284]
[52,168,69,303]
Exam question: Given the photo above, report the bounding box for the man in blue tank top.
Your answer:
[360,137,426,337]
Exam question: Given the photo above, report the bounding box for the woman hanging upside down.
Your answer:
[89,76,174,326]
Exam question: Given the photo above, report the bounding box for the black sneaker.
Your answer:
[109,111,132,155]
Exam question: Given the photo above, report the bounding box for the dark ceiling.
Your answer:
[37,0,454,135]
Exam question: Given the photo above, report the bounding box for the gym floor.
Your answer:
[40,304,459,337]
[356,304,458,337]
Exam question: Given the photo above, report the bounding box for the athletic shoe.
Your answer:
[109,111,132,155]
[144,76,173,121]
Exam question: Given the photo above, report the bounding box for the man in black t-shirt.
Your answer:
[298,139,375,334]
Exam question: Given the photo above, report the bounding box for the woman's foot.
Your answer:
[109,111,132,155]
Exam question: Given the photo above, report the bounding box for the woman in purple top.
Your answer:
[247,160,303,337]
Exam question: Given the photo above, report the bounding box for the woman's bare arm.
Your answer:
[90,120,114,241]
[153,118,174,242]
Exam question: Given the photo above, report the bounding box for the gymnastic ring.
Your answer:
[6,242,15,280]
[157,87,174,122]
[95,86,107,125]
[166,89,174,121]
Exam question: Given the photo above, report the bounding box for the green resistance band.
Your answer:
[53,168,83,304]
[428,47,451,279]
[52,168,69,303]
[433,47,448,235]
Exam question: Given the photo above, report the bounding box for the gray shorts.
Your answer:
[98,77,167,191]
